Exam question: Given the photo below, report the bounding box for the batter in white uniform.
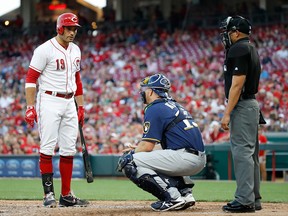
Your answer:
[25,12,89,208]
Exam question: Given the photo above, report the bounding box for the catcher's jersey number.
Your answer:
[164,101,198,130]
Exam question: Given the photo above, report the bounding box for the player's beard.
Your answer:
[66,35,75,42]
[140,91,147,104]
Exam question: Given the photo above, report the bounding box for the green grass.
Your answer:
[0,178,287,202]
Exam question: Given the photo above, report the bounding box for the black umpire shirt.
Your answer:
[223,37,261,99]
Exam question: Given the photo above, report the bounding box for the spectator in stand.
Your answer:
[99,143,112,154]
[14,14,23,29]
[0,135,9,154]
[19,131,40,154]
[277,113,288,132]
[258,127,267,181]
[261,50,276,68]
[274,45,288,59]
[208,121,230,144]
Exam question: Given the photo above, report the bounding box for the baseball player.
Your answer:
[24,12,89,207]
[117,74,206,212]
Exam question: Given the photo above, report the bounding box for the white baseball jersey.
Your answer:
[29,37,81,93]
[29,37,81,156]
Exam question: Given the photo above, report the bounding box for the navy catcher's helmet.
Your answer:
[140,74,171,98]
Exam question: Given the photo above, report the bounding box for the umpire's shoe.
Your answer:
[151,197,185,212]
[255,199,262,211]
[59,193,89,207]
[223,200,255,213]
[43,192,57,208]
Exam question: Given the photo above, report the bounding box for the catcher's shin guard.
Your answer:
[42,173,55,195]
[134,173,171,202]
[123,164,171,201]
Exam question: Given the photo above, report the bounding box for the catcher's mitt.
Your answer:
[116,150,134,172]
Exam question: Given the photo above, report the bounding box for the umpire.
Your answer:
[219,15,262,213]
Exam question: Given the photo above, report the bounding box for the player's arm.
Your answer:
[25,68,40,127]
[74,71,85,126]
[74,71,84,106]
[25,68,40,106]
[135,140,156,153]
[221,74,245,130]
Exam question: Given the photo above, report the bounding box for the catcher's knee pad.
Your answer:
[117,151,135,173]
[123,162,138,179]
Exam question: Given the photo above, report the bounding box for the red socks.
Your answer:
[59,155,74,196]
[39,153,74,196]
[39,153,53,174]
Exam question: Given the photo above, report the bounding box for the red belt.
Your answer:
[45,91,74,99]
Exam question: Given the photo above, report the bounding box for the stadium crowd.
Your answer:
[0,21,287,155]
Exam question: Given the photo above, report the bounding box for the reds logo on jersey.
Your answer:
[74,57,80,71]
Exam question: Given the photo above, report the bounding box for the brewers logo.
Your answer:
[143,121,150,134]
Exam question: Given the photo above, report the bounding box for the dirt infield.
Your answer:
[0,201,287,216]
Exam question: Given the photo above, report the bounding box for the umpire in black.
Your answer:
[219,15,262,213]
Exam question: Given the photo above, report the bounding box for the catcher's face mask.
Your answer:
[139,77,150,104]
[219,16,234,49]
[220,15,252,50]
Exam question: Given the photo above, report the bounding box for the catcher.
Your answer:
[117,74,206,212]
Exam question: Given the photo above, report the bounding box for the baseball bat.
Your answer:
[75,100,93,183]
[78,123,94,183]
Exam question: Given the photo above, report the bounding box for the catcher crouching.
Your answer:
[117,74,206,212]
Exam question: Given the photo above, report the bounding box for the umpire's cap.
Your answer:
[140,74,171,98]
[220,15,251,35]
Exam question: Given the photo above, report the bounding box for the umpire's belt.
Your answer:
[45,91,74,99]
[185,148,204,156]
[239,94,255,100]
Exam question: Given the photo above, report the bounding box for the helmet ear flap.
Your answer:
[57,26,64,35]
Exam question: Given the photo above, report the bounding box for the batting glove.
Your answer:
[77,106,85,127]
[25,106,37,127]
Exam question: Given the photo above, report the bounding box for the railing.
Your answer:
[0,142,287,181]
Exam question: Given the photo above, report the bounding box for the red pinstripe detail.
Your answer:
[38,92,43,140]
[69,48,74,93]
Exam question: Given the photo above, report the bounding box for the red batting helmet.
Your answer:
[56,13,81,35]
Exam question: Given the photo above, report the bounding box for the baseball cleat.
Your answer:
[43,192,57,208]
[174,193,196,210]
[59,192,89,207]
[150,197,185,212]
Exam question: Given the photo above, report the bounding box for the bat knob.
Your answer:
[86,172,94,183]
